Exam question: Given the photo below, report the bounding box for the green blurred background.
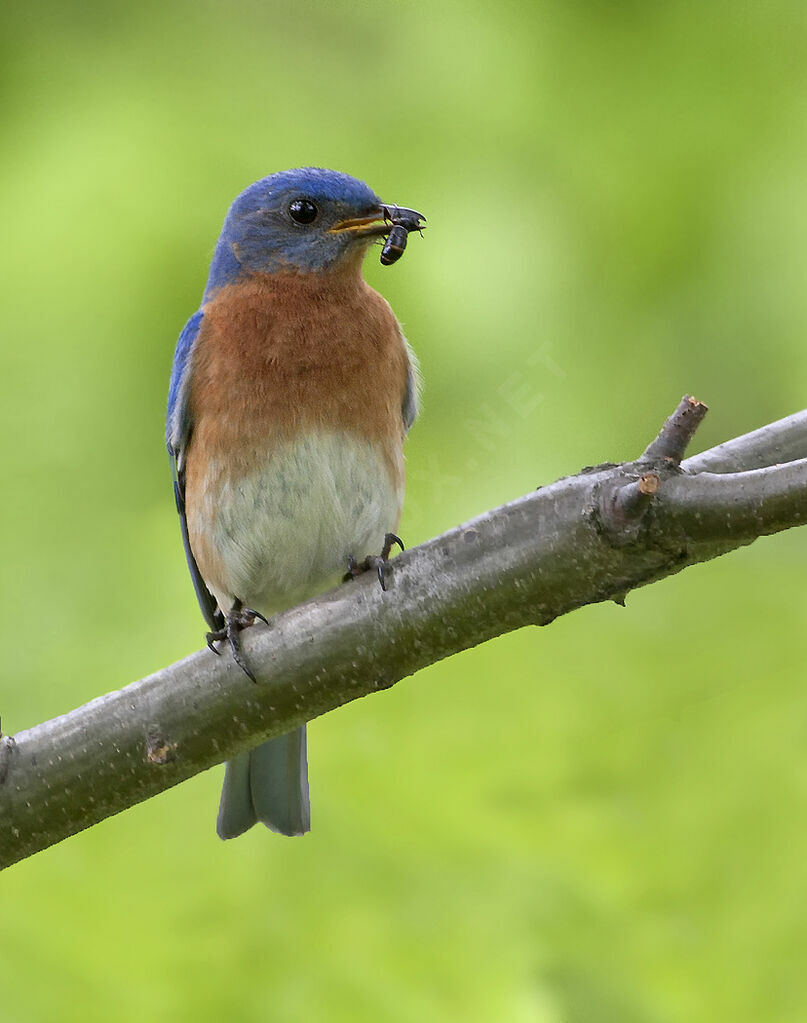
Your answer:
[1,1,806,1019]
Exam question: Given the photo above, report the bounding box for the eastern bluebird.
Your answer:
[166,168,423,840]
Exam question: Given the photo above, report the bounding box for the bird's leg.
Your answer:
[205,598,268,683]
[342,532,405,592]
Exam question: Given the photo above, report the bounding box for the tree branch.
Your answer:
[2,398,806,870]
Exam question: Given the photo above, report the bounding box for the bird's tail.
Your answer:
[216,726,310,839]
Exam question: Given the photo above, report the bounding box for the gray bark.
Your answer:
[1,397,805,870]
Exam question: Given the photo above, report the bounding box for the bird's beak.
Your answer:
[329,204,427,238]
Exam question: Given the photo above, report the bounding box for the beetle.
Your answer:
[379,205,426,266]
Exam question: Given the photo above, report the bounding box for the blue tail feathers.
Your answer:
[216,727,310,839]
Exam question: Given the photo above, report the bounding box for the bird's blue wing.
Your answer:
[167,311,224,633]
[401,339,420,433]
[167,310,203,458]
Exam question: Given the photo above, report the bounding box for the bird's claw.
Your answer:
[343,532,405,592]
[244,606,269,626]
[380,532,405,559]
[205,599,267,682]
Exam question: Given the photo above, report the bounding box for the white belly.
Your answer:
[197,431,403,615]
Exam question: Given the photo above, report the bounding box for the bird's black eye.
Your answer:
[288,198,318,224]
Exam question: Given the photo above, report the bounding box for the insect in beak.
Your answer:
[378,205,426,266]
[330,204,426,265]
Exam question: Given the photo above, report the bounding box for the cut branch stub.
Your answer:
[597,395,709,541]
[596,470,661,542]
[619,472,660,517]
[640,395,709,464]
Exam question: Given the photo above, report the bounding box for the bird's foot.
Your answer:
[206,599,268,683]
[343,532,404,592]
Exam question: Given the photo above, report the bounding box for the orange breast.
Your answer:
[186,271,409,483]
[182,271,411,598]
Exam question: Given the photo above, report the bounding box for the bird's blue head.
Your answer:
[203,168,420,296]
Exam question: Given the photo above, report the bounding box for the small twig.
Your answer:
[641,395,709,464]
[683,409,807,474]
[661,458,807,539]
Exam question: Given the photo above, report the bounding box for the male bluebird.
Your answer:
[166,168,422,839]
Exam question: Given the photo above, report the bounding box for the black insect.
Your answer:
[380,224,409,265]
[380,206,426,266]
